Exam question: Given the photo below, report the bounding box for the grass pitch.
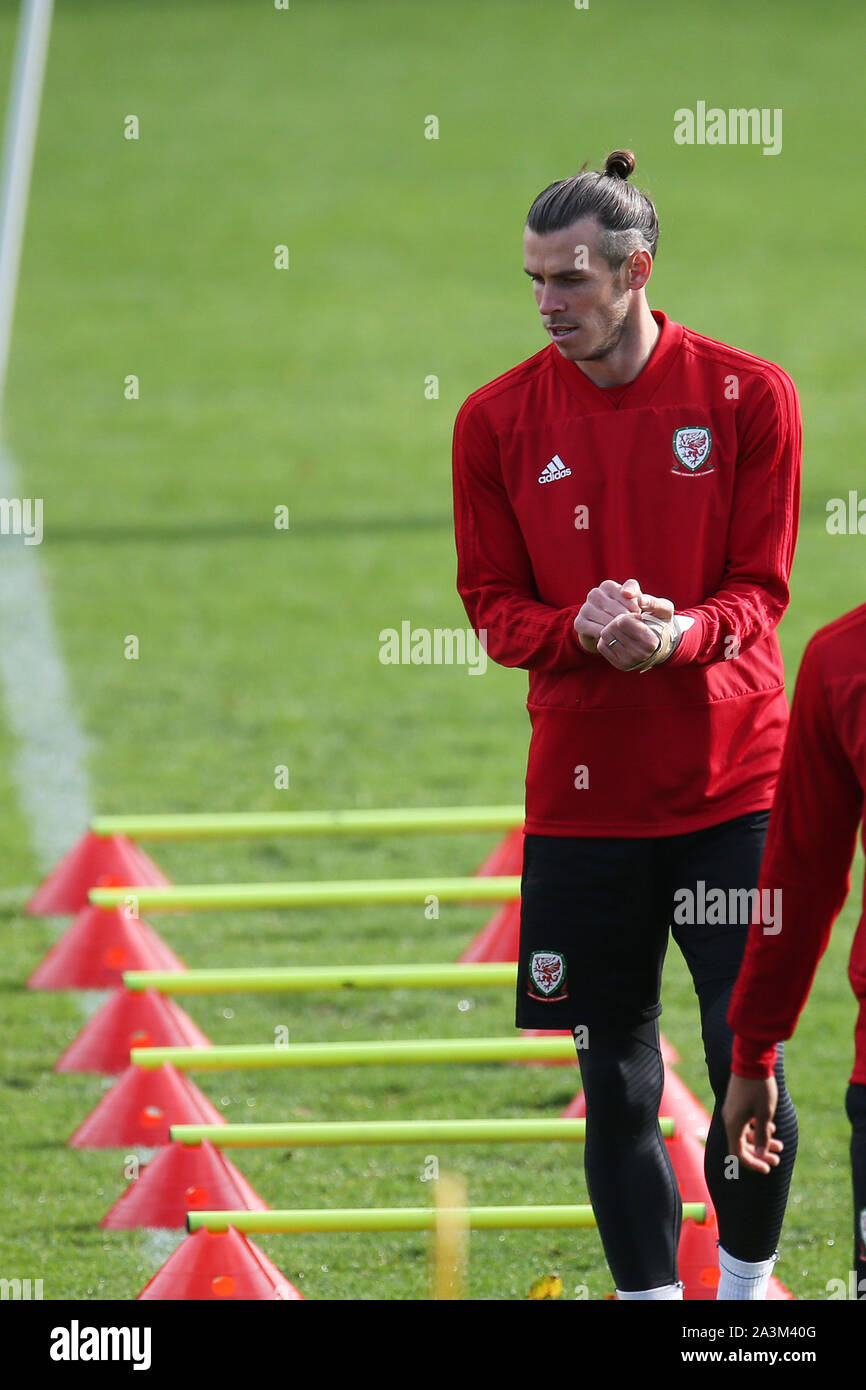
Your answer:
[0,0,863,1302]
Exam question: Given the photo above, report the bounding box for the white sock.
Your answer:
[716,1245,778,1300]
[615,1282,684,1300]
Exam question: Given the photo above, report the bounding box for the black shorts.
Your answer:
[516,810,771,1032]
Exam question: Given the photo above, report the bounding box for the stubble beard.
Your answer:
[576,292,631,363]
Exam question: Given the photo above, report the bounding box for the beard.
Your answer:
[577,295,631,361]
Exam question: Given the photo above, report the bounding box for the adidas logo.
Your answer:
[538,454,572,485]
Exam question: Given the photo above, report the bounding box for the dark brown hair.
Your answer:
[526,150,659,270]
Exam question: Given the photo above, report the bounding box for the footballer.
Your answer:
[725,605,866,1296]
[452,150,802,1299]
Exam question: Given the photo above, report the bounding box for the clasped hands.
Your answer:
[574,578,677,673]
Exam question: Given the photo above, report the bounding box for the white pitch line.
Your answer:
[0,449,91,869]
[0,449,211,1280]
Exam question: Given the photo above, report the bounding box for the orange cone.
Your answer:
[660,1069,712,1143]
[69,1063,223,1148]
[458,900,521,963]
[137,1226,303,1300]
[678,1209,722,1300]
[474,828,523,878]
[56,989,209,1074]
[666,1128,711,1202]
[560,1089,585,1119]
[767,1275,794,1300]
[28,904,184,990]
[27,834,170,915]
[101,1139,269,1229]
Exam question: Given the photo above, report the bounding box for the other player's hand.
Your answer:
[722,1074,783,1175]
[574,579,643,654]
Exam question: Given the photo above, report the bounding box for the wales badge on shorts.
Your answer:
[672,426,714,475]
[527,950,568,1001]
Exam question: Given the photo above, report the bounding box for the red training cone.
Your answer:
[27,832,170,915]
[666,1128,711,1203]
[458,899,521,963]
[69,1063,224,1148]
[101,1138,269,1229]
[659,1069,712,1144]
[678,1208,722,1300]
[767,1275,795,1300]
[28,904,184,990]
[678,1212,794,1299]
[56,989,210,1074]
[137,1226,303,1300]
[474,827,524,878]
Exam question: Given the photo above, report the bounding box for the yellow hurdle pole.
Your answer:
[432,1174,468,1301]
[131,1034,579,1071]
[186,1203,708,1234]
[90,875,522,913]
[123,962,518,994]
[170,1117,677,1146]
[91,805,525,841]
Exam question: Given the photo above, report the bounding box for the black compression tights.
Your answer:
[846,1083,866,1290]
[577,981,798,1292]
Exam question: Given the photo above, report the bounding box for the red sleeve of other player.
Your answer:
[728,633,864,1077]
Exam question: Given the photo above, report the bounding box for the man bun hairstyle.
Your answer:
[603,149,635,180]
[526,149,659,270]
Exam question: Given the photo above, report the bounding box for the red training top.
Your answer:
[452,309,802,836]
[728,605,866,1082]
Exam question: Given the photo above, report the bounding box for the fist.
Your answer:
[575,579,676,671]
[574,579,643,654]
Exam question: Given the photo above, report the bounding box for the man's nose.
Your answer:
[538,285,565,314]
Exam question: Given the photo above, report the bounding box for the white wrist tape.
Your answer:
[635,615,679,672]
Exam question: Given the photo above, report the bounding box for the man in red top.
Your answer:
[724,605,866,1296]
[452,150,802,1299]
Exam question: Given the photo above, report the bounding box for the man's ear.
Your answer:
[627,249,652,291]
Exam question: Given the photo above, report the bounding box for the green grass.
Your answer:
[0,0,863,1302]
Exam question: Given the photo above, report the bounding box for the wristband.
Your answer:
[635,615,680,673]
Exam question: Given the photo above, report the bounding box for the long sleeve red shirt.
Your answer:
[728,605,866,1081]
[452,309,802,835]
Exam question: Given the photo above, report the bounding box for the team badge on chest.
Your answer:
[528,950,568,1001]
[672,427,714,475]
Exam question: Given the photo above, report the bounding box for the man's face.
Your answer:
[522,217,636,363]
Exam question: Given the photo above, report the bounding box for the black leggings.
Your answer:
[577,979,798,1291]
[846,1083,866,1291]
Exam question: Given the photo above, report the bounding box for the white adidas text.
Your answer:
[538,454,571,484]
